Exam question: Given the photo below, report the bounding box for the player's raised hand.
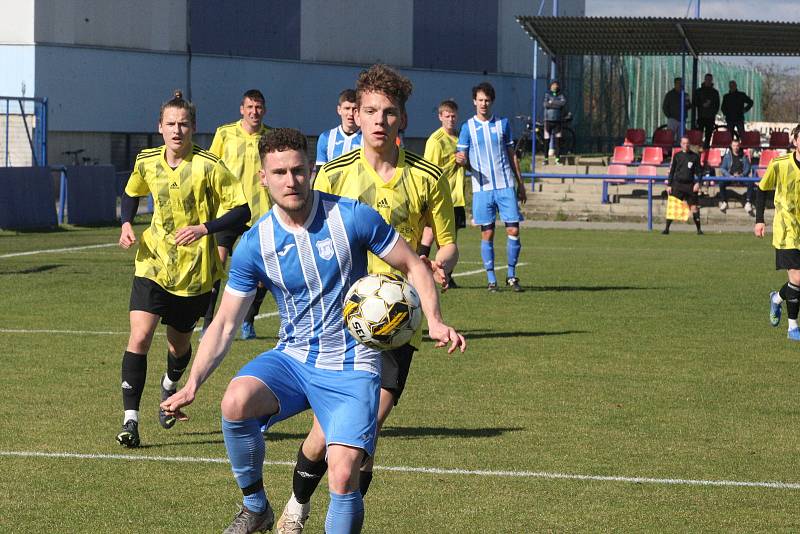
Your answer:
[754,222,766,238]
[174,224,209,246]
[428,321,466,354]
[119,223,137,249]
[160,387,194,421]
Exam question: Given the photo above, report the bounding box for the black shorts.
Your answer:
[129,276,212,333]
[454,206,466,229]
[543,121,562,139]
[215,224,249,252]
[672,188,699,206]
[776,249,800,271]
[381,343,416,404]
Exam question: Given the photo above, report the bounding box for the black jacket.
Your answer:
[543,91,567,122]
[693,85,720,120]
[662,89,691,120]
[668,151,702,189]
[721,91,754,121]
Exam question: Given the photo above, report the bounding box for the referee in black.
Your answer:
[664,135,704,235]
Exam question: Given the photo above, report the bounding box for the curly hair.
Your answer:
[258,128,308,159]
[472,82,495,102]
[356,64,413,111]
[160,90,196,125]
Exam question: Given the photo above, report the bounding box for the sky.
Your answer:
[587,0,800,69]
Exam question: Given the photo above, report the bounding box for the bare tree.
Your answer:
[756,62,800,122]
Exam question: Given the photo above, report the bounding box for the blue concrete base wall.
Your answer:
[0,167,57,229]
[64,165,117,225]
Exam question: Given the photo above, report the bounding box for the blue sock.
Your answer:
[507,236,521,279]
[325,491,364,534]
[222,417,267,513]
[481,240,496,284]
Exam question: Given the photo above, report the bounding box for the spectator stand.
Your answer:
[516,15,800,230]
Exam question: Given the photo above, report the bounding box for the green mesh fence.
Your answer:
[623,56,762,140]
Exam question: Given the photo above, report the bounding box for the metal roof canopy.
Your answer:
[516,16,800,58]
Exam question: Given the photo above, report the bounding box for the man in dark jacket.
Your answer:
[718,138,753,215]
[721,80,754,140]
[663,77,691,144]
[693,73,720,149]
[543,80,567,164]
[664,136,703,235]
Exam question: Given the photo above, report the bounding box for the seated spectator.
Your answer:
[718,138,753,215]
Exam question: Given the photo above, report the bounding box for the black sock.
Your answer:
[166,346,191,384]
[359,470,373,497]
[203,279,221,326]
[417,244,431,257]
[779,282,800,320]
[245,285,268,323]
[292,444,328,504]
[121,351,147,412]
[693,211,701,231]
[665,219,673,230]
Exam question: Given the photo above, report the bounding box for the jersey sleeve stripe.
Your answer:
[405,152,444,180]
[374,231,400,259]
[224,285,257,298]
[192,146,221,162]
[321,150,360,172]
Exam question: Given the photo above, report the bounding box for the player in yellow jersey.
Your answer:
[115,91,249,448]
[204,89,271,340]
[755,124,800,341]
[275,65,460,533]
[419,99,467,288]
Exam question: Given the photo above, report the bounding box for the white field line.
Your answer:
[452,262,528,278]
[0,312,281,337]
[1,450,799,490]
[0,243,117,259]
[0,265,508,337]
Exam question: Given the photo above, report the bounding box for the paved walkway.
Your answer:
[519,220,757,233]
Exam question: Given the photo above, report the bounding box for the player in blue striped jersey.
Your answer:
[456,81,526,292]
[315,89,362,169]
[162,129,465,534]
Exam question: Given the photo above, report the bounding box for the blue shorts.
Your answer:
[472,188,523,226]
[235,350,380,455]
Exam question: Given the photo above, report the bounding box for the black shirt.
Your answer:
[668,151,702,189]
[730,152,744,175]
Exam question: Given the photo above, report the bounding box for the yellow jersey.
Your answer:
[314,147,456,348]
[124,145,247,296]
[424,127,466,208]
[759,153,800,250]
[209,120,271,224]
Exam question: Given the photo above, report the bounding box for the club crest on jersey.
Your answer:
[316,238,334,260]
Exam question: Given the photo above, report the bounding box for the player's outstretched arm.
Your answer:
[161,289,254,416]
[382,238,466,354]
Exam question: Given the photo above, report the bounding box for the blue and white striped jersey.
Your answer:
[457,116,515,192]
[225,191,399,374]
[316,126,362,167]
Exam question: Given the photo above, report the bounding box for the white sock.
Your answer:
[124,410,139,424]
[162,374,177,391]
[285,493,310,518]
[773,293,784,305]
[789,319,798,330]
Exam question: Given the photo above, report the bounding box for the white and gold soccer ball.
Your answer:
[343,273,422,350]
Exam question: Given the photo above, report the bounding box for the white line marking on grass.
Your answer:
[0,243,116,259]
[0,313,281,337]
[2,450,799,490]
[452,262,529,278]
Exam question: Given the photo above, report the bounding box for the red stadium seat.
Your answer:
[624,128,646,146]
[602,164,629,203]
[611,145,635,164]
[634,164,659,184]
[769,131,790,149]
[759,149,780,169]
[670,147,681,160]
[701,148,723,168]
[641,146,663,165]
[739,131,761,149]
[652,129,674,148]
[710,130,732,148]
[685,129,703,146]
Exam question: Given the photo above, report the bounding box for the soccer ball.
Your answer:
[343,273,422,350]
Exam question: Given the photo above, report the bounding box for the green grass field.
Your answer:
[2,223,799,532]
